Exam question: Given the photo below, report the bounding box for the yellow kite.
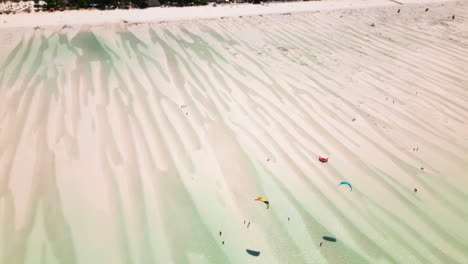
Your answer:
[255,197,270,209]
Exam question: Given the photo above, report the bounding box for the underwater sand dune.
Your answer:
[1,0,468,263]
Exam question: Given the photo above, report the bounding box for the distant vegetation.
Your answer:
[0,0,278,12]
[159,0,209,7]
[0,0,213,13]
[40,0,152,10]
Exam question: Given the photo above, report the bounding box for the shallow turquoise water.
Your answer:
[1,4,468,263]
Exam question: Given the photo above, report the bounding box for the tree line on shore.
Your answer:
[0,0,216,12]
[44,0,152,10]
[0,0,282,13]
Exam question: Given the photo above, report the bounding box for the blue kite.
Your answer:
[338,182,352,191]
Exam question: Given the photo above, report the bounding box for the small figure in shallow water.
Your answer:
[247,222,250,228]
[219,231,222,236]
[414,188,418,192]
[320,242,323,247]
[222,241,224,245]
[288,217,290,221]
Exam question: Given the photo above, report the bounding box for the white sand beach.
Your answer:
[0,0,467,263]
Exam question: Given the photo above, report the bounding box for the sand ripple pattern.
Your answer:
[1,2,468,264]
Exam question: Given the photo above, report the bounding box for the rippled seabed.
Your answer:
[1,3,468,264]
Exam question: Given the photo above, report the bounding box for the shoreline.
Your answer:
[0,0,455,28]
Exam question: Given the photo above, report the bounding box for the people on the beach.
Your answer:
[414,188,418,192]
[219,231,222,236]
[425,8,429,12]
[247,222,250,228]
[452,15,455,20]
[320,242,323,247]
[288,217,290,221]
[397,9,400,13]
